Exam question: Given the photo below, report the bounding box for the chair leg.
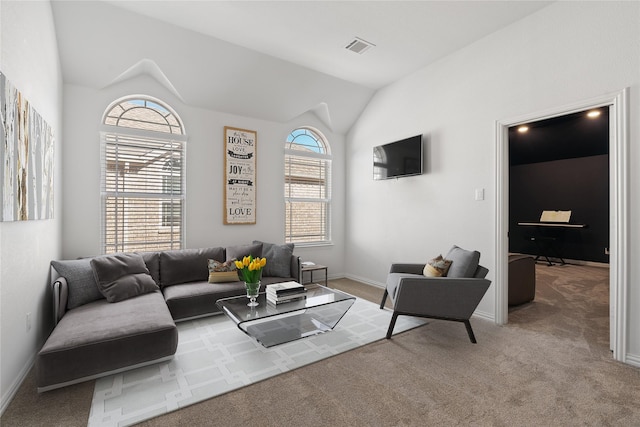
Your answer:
[380,289,388,309]
[464,320,477,344]
[386,312,399,339]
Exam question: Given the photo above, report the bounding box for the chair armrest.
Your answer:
[394,276,491,320]
[389,263,425,275]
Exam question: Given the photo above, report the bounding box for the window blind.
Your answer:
[284,153,331,243]
[101,132,184,253]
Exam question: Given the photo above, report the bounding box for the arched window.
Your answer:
[285,127,331,244]
[100,96,186,253]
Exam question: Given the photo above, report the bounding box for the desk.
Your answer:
[301,264,328,287]
[517,222,587,266]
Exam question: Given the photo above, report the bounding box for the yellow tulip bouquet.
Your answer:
[234,255,267,286]
[235,256,267,306]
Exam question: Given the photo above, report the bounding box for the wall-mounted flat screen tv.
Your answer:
[373,135,423,180]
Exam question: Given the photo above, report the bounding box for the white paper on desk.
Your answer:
[540,210,571,223]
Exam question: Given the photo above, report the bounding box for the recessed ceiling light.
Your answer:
[517,126,529,133]
[587,110,601,118]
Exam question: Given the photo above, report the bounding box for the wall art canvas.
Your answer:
[0,72,54,221]
[223,126,256,224]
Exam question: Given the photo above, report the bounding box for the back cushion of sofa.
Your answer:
[225,242,263,262]
[50,259,104,310]
[139,251,161,287]
[160,247,225,287]
[253,241,294,277]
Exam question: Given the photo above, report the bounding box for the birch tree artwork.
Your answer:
[0,72,54,221]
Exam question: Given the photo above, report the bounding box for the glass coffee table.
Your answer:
[216,284,356,348]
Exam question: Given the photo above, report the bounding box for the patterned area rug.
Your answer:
[88,297,425,427]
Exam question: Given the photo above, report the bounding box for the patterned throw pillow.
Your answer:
[207,259,239,283]
[423,255,453,277]
[208,259,237,272]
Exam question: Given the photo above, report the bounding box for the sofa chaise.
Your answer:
[36,241,300,392]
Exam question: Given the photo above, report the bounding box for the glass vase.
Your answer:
[245,281,260,307]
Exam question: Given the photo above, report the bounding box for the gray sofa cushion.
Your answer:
[36,292,177,390]
[140,251,161,287]
[163,276,293,320]
[91,253,160,303]
[225,242,263,262]
[50,259,103,310]
[160,247,225,287]
[163,280,245,320]
[254,241,294,277]
[445,245,481,278]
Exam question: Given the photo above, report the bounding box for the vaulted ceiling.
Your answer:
[51,1,552,134]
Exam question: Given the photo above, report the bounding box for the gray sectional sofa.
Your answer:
[37,241,300,392]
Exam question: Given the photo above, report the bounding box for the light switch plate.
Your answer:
[475,188,485,201]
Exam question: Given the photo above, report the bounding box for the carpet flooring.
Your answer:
[3,265,640,426]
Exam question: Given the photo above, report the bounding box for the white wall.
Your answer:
[61,76,346,275]
[346,1,639,351]
[0,1,63,413]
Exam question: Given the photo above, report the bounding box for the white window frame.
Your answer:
[285,127,332,246]
[100,96,187,253]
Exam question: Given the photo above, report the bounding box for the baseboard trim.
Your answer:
[473,310,495,322]
[624,353,640,368]
[343,273,385,289]
[1,353,36,417]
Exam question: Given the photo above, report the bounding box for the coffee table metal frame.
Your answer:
[216,284,356,348]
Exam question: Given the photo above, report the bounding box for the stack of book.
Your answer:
[266,281,307,305]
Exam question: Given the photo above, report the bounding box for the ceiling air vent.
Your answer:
[345,37,375,54]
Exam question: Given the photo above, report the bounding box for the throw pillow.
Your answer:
[208,259,237,272]
[207,259,239,283]
[208,271,241,283]
[225,242,263,262]
[445,245,481,278]
[253,241,294,277]
[423,255,452,277]
[51,258,104,310]
[90,253,160,303]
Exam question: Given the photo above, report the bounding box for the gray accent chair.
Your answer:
[380,246,491,343]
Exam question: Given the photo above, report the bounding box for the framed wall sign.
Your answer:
[224,126,257,224]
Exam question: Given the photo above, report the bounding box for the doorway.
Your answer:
[495,89,630,362]
[508,108,609,264]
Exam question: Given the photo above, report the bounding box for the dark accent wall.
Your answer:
[509,154,609,263]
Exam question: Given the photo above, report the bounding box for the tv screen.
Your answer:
[373,135,423,180]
